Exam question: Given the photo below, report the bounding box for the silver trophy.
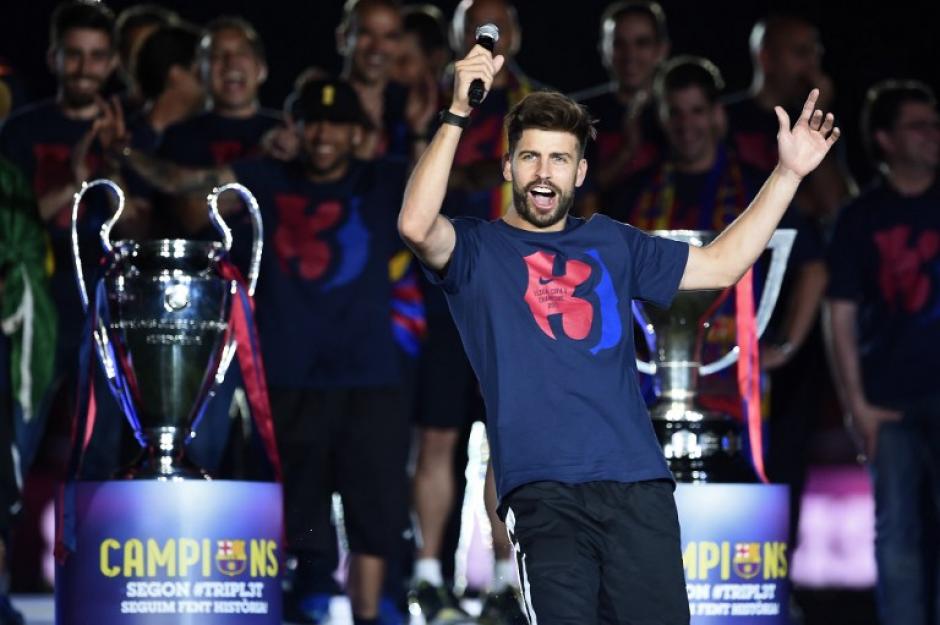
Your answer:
[635,229,794,482]
[71,180,263,479]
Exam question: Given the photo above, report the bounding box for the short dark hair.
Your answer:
[600,1,668,44]
[115,4,177,62]
[135,23,201,100]
[402,5,448,57]
[861,79,937,164]
[654,55,725,105]
[339,0,402,42]
[449,0,519,55]
[506,91,597,158]
[201,16,266,63]
[50,1,115,50]
[749,13,817,57]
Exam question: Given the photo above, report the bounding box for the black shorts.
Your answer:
[271,386,410,558]
[414,313,485,429]
[502,480,690,625]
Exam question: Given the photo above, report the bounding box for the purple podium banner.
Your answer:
[56,480,283,624]
[676,483,790,623]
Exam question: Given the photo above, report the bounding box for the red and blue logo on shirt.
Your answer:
[873,224,940,318]
[522,248,622,355]
[272,193,370,291]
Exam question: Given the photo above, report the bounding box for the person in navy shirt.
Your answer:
[570,0,670,217]
[157,16,280,236]
[724,14,854,222]
[0,1,138,485]
[399,43,839,623]
[410,3,539,621]
[826,80,940,625]
[0,1,121,365]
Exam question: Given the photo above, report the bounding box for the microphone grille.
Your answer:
[475,23,500,42]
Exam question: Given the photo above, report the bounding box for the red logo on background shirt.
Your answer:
[209,140,245,165]
[873,225,940,313]
[522,251,593,340]
[273,194,342,279]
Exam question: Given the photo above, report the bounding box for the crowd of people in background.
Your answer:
[0,1,938,624]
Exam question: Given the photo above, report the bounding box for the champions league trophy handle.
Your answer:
[71,179,128,389]
[699,228,795,375]
[634,229,796,376]
[71,178,126,312]
[206,182,263,297]
[205,183,264,389]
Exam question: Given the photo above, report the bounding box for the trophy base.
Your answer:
[120,449,210,481]
[651,404,757,483]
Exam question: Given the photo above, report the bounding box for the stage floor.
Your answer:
[13,591,879,624]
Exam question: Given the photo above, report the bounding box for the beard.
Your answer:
[61,76,104,108]
[511,178,575,229]
[301,145,351,180]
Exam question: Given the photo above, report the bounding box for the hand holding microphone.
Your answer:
[469,24,499,106]
[449,23,505,118]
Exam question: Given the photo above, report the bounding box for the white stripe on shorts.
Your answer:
[506,507,538,625]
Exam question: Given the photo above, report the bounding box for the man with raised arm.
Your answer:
[398,43,839,624]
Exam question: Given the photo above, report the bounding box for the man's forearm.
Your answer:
[399,122,463,249]
[823,299,867,410]
[124,148,229,195]
[691,165,802,288]
[37,183,79,222]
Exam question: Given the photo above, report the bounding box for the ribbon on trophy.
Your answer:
[217,260,282,483]
[56,262,113,562]
[735,268,768,483]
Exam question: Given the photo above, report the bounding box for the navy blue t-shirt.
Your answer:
[0,100,109,359]
[425,214,689,500]
[159,109,281,166]
[827,179,940,405]
[231,156,406,389]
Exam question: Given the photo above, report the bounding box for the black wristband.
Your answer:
[439,109,470,129]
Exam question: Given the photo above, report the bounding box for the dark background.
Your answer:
[2,0,939,187]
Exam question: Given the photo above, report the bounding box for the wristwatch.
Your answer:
[775,340,795,357]
[439,109,470,129]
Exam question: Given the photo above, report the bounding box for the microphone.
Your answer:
[468,23,500,107]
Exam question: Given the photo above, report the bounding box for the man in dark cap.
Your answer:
[104,78,412,625]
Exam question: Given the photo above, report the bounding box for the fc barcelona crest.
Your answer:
[733,542,761,579]
[216,539,248,576]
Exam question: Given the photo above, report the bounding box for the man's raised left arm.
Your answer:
[679,89,840,291]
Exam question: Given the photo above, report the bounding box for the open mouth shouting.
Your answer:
[527,181,560,213]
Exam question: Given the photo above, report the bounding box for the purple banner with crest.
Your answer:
[56,481,282,624]
[676,483,790,623]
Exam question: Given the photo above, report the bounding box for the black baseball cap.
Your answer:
[288,78,372,128]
